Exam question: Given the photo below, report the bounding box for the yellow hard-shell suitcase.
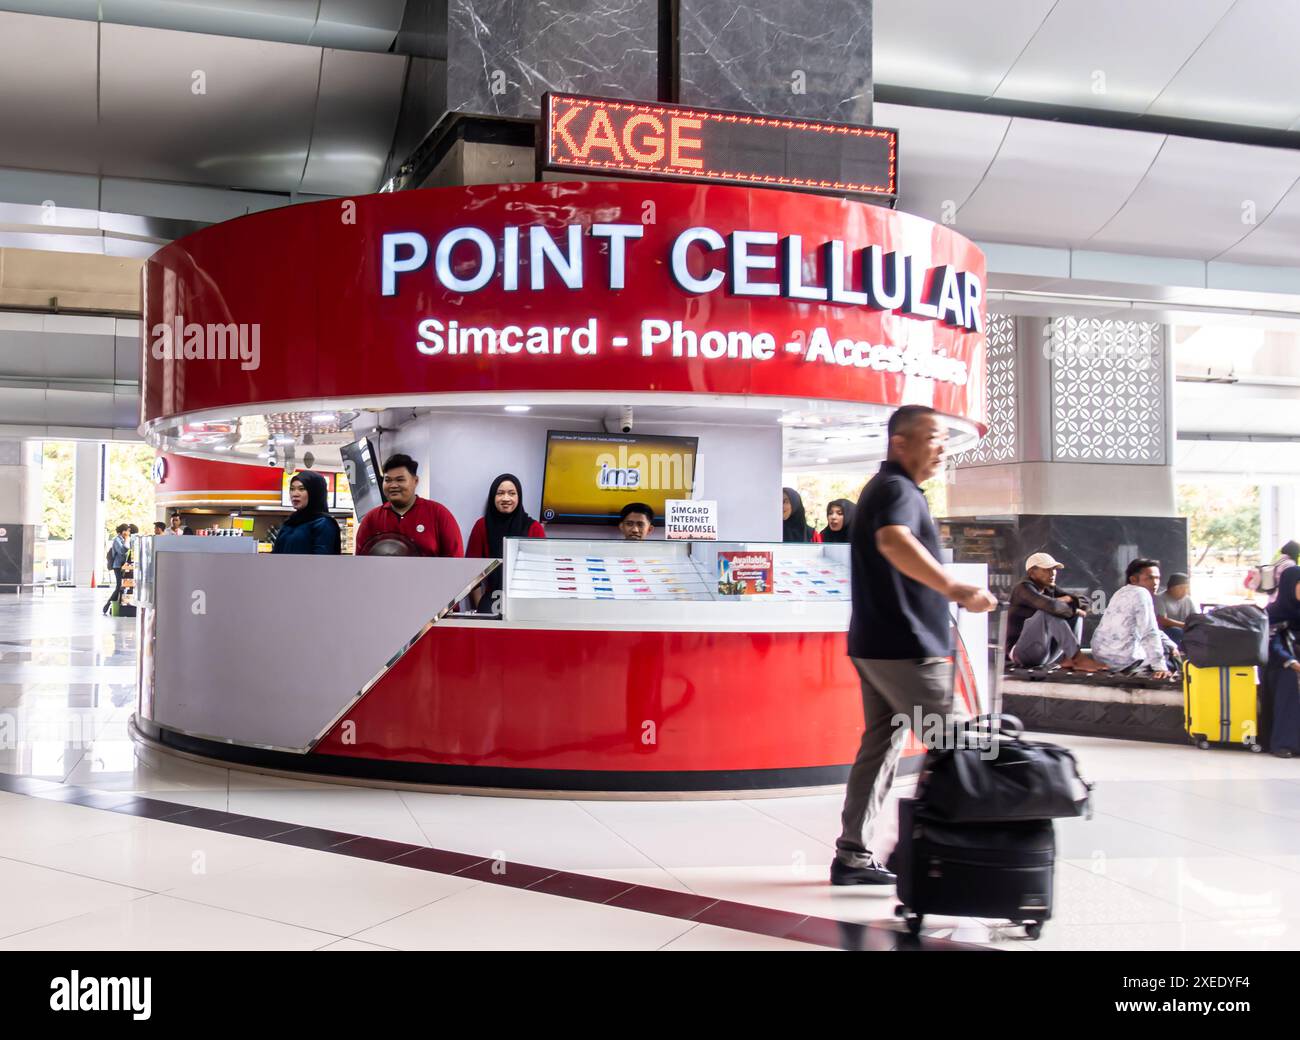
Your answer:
[1184,663,1262,751]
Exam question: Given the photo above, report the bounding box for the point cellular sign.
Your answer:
[142,181,988,434]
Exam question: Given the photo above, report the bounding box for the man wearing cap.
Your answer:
[1155,573,1196,645]
[1006,552,1104,672]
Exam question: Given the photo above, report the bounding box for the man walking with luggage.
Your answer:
[833,406,997,886]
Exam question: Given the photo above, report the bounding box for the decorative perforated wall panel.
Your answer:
[1049,319,1166,465]
[954,312,1017,466]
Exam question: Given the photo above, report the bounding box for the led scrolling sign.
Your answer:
[541,93,898,200]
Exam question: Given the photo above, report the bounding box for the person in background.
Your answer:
[102,523,129,615]
[466,473,545,612]
[153,522,166,536]
[1090,558,1177,679]
[782,487,821,543]
[1006,552,1102,672]
[273,470,341,555]
[356,453,463,557]
[1155,572,1196,646]
[167,513,183,535]
[618,502,655,541]
[1264,566,1300,758]
[820,498,855,543]
[1247,540,1300,603]
[182,526,195,535]
[128,524,139,537]
[833,405,997,887]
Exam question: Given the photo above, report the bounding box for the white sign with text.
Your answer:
[665,499,718,540]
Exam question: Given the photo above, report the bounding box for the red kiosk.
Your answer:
[132,174,990,794]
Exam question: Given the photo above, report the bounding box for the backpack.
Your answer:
[1247,557,1293,595]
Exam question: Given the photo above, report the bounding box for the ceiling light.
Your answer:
[312,414,334,423]
[504,405,531,413]
[816,457,830,464]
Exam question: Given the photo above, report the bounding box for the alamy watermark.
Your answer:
[891,706,1003,760]
[149,314,261,370]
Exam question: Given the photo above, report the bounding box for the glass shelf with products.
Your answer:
[500,537,851,630]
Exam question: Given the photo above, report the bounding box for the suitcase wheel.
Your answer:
[1249,743,1264,754]
[894,904,923,936]
[1024,921,1043,940]
[1196,737,1210,750]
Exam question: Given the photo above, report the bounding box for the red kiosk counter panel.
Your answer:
[141,180,987,433]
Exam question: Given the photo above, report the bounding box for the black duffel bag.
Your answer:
[1181,604,1268,669]
[916,715,1092,824]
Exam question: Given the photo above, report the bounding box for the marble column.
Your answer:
[446,0,660,118]
[0,440,43,591]
[946,315,1187,614]
[677,0,872,121]
[73,441,104,589]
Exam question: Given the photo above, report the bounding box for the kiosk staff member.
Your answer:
[356,453,463,557]
[466,473,545,612]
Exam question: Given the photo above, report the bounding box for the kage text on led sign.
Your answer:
[542,93,897,200]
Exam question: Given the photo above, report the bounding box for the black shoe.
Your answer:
[831,855,896,886]
[1273,749,1294,759]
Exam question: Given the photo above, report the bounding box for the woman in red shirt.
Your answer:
[466,473,545,613]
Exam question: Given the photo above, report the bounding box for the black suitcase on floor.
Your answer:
[891,797,1055,940]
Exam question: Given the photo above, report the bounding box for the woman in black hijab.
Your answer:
[782,487,820,543]
[466,473,545,612]
[272,470,341,554]
[820,498,855,543]
[1264,564,1300,757]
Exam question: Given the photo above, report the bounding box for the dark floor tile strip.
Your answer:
[11,781,973,952]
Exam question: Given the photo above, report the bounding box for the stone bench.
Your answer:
[1002,667,1185,745]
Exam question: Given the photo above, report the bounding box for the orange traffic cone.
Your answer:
[90,569,96,588]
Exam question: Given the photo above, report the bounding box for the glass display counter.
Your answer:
[501,538,852,629]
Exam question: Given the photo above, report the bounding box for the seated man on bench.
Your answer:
[1091,557,1178,681]
[1007,552,1103,672]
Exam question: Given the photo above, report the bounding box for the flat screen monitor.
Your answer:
[539,431,699,525]
[339,437,383,518]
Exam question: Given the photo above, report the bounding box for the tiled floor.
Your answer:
[4,588,1300,950]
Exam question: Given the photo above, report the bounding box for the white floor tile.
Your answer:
[315,938,395,951]
[0,858,148,939]
[10,818,282,892]
[0,795,145,855]
[659,923,829,951]
[0,893,336,951]
[163,845,477,935]
[352,882,698,951]
[399,793,659,870]
[579,799,833,868]
[224,788,430,846]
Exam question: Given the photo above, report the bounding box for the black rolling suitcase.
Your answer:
[891,797,1054,940]
[890,610,1085,941]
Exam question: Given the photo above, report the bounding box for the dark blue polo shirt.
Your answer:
[848,459,952,660]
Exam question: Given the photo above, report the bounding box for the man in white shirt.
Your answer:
[1091,558,1178,679]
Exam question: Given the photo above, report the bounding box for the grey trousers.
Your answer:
[1010,611,1082,669]
[836,656,957,865]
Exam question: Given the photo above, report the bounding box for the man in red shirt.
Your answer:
[355,453,464,557]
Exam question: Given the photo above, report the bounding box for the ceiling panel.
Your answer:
[1146,0,1300,130]
[0,12,99,174]
[993,0,1232,112]
[879,103,1010,226]
[1174,438,1300,481]
[310,0,407,51]
[954,118,1163,247]
[98,24,321,192]
[1216,179,1300,266]
[102,0,318,43]
[1089,136,1300,260]
[872,0,1056,96]
[299,49,408,195]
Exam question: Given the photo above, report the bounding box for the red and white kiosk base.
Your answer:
[133,179,990,794]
